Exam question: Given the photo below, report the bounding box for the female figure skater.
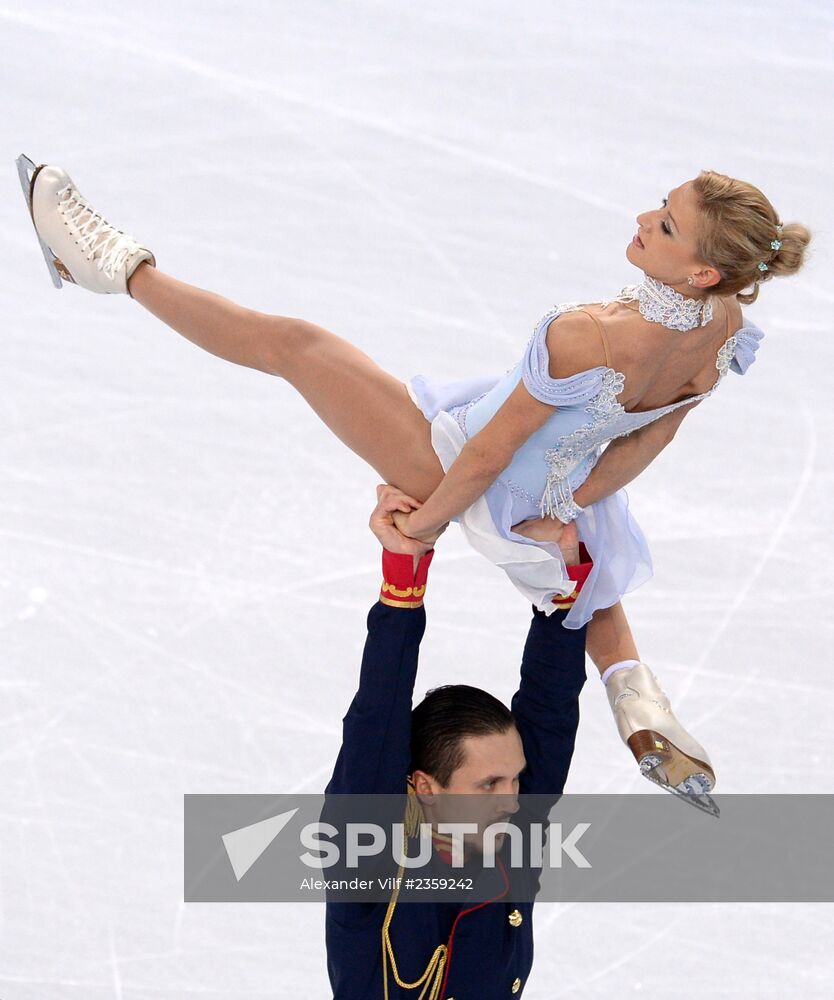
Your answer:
[16,155,812,809]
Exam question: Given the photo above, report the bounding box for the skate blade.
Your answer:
[641,765,720,819]
[16,153,65,290]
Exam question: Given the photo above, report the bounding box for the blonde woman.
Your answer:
[17,155,812,810]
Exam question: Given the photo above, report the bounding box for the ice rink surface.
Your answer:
[2,0,833,996]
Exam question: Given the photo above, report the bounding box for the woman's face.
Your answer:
[627,180,721,294]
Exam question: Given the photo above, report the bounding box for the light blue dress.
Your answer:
[407,301,765,629]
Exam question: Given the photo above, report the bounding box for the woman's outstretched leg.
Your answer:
[126,263,445,501]
[19,158,441,498]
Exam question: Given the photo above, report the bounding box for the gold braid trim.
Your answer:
[382,783,447,1000]
[382,582,427,598]
[380,596,425,609]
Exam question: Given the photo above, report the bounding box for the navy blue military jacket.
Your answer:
[324,550,588,999]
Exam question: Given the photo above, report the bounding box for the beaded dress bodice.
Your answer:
[449,300,742,520]
[537,301,738,517]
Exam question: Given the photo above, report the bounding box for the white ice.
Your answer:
[2,0,833,996]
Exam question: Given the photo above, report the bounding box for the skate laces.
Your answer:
[58,184,139,280]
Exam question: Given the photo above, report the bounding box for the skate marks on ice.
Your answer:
[678,400,818,721]
[0,8,632,221]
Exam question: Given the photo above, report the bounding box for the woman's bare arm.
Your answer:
[399,312,697,540]
[400,311,605,540]
[401,378,557,539]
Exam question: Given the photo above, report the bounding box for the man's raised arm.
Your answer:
[324,485,440,796]
[511,537,594,799]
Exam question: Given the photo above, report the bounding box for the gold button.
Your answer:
[511,978,522,994]
[508,908,523,927]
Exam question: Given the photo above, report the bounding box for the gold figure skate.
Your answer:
[607,662,719,818]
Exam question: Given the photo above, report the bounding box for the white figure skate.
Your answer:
[606,662,719,818]
[16,154,155,295]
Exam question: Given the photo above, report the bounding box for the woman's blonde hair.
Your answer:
[692,170,812,305]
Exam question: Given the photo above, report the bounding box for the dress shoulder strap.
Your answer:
[577,308,613,369]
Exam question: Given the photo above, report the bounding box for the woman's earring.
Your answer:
[687,277,695,286]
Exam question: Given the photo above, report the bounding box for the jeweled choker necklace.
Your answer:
[612,273,714,331]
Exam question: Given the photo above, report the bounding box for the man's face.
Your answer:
[414,727,526,856]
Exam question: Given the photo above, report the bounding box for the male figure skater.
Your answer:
[324,484,634,999]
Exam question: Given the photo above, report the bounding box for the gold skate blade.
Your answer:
[16,153,64,290]
[641,767,721,819]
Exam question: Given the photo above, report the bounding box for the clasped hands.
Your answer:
[369,484,579,566]
[368,485,444,559]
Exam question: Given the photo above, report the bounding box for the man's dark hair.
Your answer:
[409,684,516,788]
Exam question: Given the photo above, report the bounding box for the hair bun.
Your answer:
[693,171,813,306]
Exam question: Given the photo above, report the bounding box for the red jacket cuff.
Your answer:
[551,544,593,609]
[380,549,435,608]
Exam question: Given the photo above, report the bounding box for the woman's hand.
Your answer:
[511,515,580,566]
[369,485,436,556]
[392,508,449,548]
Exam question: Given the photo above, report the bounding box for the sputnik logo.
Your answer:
[222,808,300,881]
